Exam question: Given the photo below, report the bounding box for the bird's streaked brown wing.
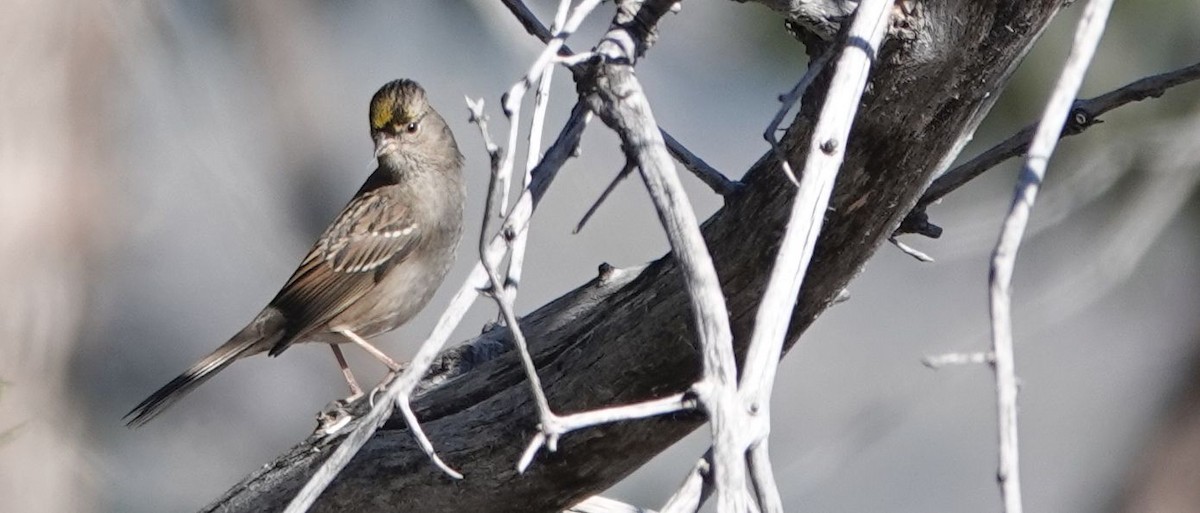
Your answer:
[267,188,419,355]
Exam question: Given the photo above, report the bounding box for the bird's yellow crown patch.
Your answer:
[370,99,403,130]
[369,79,426,131]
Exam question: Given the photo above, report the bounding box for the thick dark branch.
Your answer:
[205,2,1065,512]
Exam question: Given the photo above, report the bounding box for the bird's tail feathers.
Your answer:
[124,311,283,427]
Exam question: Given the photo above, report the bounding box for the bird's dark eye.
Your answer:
[406,122,419,133]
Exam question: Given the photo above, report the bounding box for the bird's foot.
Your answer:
[315,405,352,438]
[314,395,362,438]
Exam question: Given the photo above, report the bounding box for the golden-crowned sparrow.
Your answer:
[126,79,465,427]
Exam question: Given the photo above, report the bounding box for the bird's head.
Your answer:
[368,79,459,171]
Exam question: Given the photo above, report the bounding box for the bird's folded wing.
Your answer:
[267,190,419,353]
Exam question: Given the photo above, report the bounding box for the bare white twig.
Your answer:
[660,453,713,513]
[518,392,697,472]
[467,97,503,167]
[736,1,892,510]
[469,97,562,475]
[472,95,640,476]
[499,0,604,212]
[747,441,783,513]
[506,0,571,298]
[280,102,593,513]
[922,351,995,369]
[889,236,934,263]
[988,1,1112,512]
[568,496,657,513]
[557,51,599,66]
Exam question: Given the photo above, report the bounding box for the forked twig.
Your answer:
[500,0,741,197]
[498,0,604,212]
[473,98,699,473]
[506,0,568,298]
[470,96,558,470]
[492,0,718,478]
[517,392,696,472]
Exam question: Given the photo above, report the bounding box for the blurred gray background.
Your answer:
[2,1,1199,512]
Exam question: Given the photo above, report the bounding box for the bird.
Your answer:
[126,79,466,427]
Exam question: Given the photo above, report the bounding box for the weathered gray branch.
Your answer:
[899,60,1200,238]
[203,2,1067,512]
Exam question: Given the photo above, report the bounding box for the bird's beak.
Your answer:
[374,134,397,158]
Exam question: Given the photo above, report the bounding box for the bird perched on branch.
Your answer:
[126,79,466,427]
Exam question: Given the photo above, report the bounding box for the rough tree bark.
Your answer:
[206,1,1066,512]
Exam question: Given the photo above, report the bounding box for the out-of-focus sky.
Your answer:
[2,1,1199,512]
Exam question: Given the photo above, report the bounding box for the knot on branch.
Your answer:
[1063,105,1102,135]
